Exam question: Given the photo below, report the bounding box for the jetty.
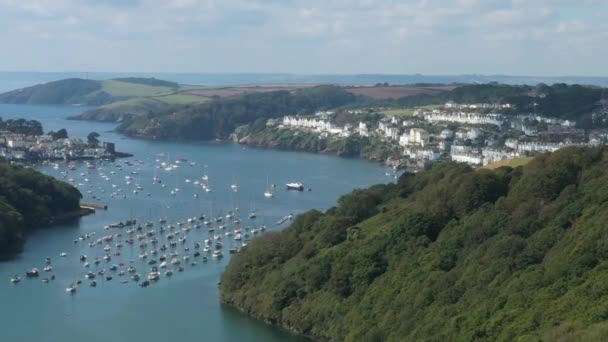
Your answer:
[81,203,108,210]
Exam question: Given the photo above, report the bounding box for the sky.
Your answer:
[0,0,606,76]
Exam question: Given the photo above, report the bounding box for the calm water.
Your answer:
[0,104,392,341]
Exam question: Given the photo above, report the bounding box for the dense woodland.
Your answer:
[0,159,82,260]
[221,146,608,341]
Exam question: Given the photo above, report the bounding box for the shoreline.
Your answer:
[51,206,95,223]
[115,129,406,170]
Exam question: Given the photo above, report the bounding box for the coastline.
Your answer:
[114,128,407,171]
[50,206,95,223]
[0,205,93,262]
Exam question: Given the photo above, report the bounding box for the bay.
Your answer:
[0,103,392,341]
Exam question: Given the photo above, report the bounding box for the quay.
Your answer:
[81,203,108,211]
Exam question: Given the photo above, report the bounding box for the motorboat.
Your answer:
[147,271,160,281]
[26,268,40,277]
[286,182,304,191]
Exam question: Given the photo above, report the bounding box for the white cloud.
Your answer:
[0,0,605,75]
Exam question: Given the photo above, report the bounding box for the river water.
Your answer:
[0,104,393,341]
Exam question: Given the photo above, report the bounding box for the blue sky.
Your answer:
[0,0,606,75]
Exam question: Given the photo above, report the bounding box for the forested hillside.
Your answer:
[0,159,82,260]
[116,86,358,140]
[221,146,608,341]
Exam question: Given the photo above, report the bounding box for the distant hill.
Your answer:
[221,146,608,341]
[2,72,608,89]
[0,77,182,106]
[114,85,358,140]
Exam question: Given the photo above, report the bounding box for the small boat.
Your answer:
[264,177,274,197]
[66,285,76,294]
[10,275,21,283]
[139,280,150,287]
[164,269,173,277]
[90,281,97,287]
[26,268,40,277]
[43,266,53,272]
[59,252,68,257]
[147,272,160,281]
[286,182,304,191]
[212,250,223,259]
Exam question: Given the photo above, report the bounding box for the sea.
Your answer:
[0,85,394,340]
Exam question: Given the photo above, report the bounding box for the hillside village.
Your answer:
[274,101,608,169]
[0,132,119,162]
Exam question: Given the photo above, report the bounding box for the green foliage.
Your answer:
[0,77,183,106]
[112,77,179,89]
[0,78,102,105]
[48,128,68,140]
[240,123,399,161]
[221,146,608,341]
[87,131,100,147]
[0,118,43,136]
[0,159,81,260]
[116,86,358,140]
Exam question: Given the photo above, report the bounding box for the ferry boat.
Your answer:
[286,182,304,191]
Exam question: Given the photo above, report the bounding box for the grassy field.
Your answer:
[482,157,533,170]
[100,80,175,97]
[97,92,209,116]
[152,93,209,105]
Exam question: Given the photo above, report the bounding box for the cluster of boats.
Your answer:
[51,156,308,203]
[9,208,292,294]
[15,157,305,293]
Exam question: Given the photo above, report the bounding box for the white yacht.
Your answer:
[286,182,304,191]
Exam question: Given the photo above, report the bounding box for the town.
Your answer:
[275,100,608,170]
[0,129,123,162]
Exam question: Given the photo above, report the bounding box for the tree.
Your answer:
[49,128,68,140]
[87,132,100,147]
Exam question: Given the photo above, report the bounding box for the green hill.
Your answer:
[0,77,185,106]
[73,93,210,122]
[115,85,358,140]
[0,159,82,260]
[221,146,608,341]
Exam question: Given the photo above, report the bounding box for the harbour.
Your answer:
[0,103,392,342]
